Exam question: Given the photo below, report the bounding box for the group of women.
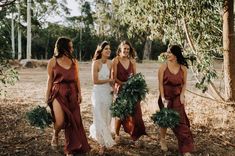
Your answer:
[45,37,194,156]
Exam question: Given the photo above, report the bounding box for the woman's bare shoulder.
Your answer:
[130,58,136,64]
[48,57,56,67]
[159,63,167,71]
[181,65,188,72]
[112,57,119,64]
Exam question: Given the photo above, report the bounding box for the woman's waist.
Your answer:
[164,86,182,97]
[53,80,76,84]
[93,83,111,88]
[52,81,77,90]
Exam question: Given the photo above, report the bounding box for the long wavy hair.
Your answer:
[116,40,136,59]
[169,45,188,68]
[93,41,110,60]
[54,37,74,60]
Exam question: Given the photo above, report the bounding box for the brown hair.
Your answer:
[54,37,74,60]
[116,40,136,59]
[169,45,188,68]
[93,41,110,60]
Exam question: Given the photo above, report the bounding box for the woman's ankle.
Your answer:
[114,134,121,143]
[98,146,105,155]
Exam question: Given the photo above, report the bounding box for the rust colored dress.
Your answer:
[114,59,147,141]
[158,65,194,154]
[48,59,90,154]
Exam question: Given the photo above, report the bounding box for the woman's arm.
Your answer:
[180,65,188,104]
[158,64,166,101]
[74,60,82,103]
[112,57,124,85]
[92,60,113,84]
[131,59,136,75]
[45,58,55,103]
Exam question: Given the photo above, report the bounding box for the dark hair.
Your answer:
[54,37,74,60]
[116,40,136,59]
[169,45,188,68]
[93,41,110,60]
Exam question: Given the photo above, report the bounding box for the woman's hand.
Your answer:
[78,93,82,104]
[162,97,169,108]
[180,94,185,104]
[108,78,115,85]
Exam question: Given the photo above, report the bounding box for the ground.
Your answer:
[0,61,234,156]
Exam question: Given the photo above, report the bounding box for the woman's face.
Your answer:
[120,44,130,57]
[101,45,111,58]
[166,49,176,61]
[68,41,74,53]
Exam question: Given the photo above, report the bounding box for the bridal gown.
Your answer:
[89,63,116,147]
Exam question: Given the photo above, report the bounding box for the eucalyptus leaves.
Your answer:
[151,108,180,128]
[110,73,148,120]
[26,105,52,129]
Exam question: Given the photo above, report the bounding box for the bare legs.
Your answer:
[51,99,64,148]
[98,146,105,155]
[114,118,121,143]
[160,127,168,151]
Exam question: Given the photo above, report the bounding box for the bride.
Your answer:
[90,41,116,155]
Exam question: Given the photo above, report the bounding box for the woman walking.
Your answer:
[158,45,194,156]
[46,37,90,156]
[89,41,116,155]
[112,40,147,144]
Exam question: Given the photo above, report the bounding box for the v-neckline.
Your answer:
[119,60,130,70]
[56,61,73,70]
[167,66,181,75]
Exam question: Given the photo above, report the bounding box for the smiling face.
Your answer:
[166,48,177,62]
[120,44,130,58]
[101,45,111,58]
[68,41,74,54]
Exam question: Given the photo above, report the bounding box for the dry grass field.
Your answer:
[0,61,234,156]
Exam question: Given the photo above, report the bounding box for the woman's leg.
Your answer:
[51,99,64,146]
[115,117,121,143]
[98,146,105,155]
[160,128,168,151]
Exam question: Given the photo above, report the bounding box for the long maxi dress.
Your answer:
[89,63,116,147]
[158,65,194,154]
[114,59,147,141]
[48,59,91,154]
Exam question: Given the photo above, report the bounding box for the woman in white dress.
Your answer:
[90,41,116,155]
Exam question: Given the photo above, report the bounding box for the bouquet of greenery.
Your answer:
[110,73,148,120]
[26,105,53,129]
[151,108,180,128]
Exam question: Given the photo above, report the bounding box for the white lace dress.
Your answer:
[89,63,116,147]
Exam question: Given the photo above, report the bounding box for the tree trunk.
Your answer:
[26,0,31,59]
[143,37,152,60]
[11,12,15,59]
[223,0,235,101]
[17,1,22,60]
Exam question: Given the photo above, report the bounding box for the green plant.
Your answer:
[151,108,180,128]
[110,73,148,120]
[26,105,53,129]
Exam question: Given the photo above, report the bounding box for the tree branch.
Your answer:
[183,17,225,102]
[0,0,17,7]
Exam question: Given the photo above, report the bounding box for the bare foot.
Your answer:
[160,139,168,151]
[51,130,59,149]
[115,135,121,144]
[98,146,105,155]
[51,135,58,149]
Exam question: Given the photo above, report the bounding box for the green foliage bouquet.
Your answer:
[151,108,180,128]
[26,105,53,129]
[110,73,148,120]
